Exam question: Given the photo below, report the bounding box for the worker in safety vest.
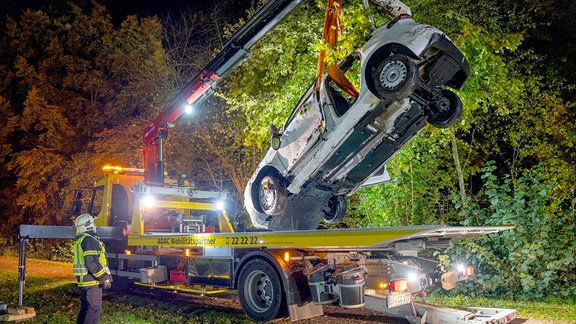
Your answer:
[73,214,112,324]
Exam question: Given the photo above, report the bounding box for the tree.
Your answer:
[0,3,169,229]
[222,1,326,148]
[354,0,575,231]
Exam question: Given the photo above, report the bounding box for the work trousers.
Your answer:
[77,285,102,324]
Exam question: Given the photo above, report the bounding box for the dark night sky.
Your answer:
[0,0,249,26]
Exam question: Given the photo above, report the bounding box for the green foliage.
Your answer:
[0,3,168,227]
[319,4,373,65]
[222,1,324,150]
[351,130,468,227]
[32,240,74,262]
[442,163,576,299]
[0,235,18,257]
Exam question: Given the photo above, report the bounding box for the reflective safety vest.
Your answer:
[73,233,110,287]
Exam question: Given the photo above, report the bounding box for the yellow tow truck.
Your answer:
[17,166,518,323]
[13,0,518,322]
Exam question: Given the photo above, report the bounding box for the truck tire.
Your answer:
[238,259,286,322]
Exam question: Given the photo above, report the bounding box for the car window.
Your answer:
[283,81,318,129]
[279,95,323,170]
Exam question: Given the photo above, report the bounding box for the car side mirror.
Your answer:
[271,135,281,150]
[269,123,282,150]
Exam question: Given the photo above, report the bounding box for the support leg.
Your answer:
[17,236,29,308]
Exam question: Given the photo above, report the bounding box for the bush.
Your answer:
[440,162,576,299]
[0,235,19,257]
[27,240,73,262]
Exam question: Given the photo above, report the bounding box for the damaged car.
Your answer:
[245,13,469,231]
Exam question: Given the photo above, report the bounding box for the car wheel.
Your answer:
[427,89,463,128]
[373,54,417,101]
[257,173,287,216]
[322,195,346,224]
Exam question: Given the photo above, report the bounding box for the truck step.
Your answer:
[134,281,227,295]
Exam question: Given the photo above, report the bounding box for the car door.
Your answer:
[277,90,324,173]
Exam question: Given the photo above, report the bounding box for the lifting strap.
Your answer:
[316,0,359,98]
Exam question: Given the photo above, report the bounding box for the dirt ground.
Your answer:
[0,256,75,281]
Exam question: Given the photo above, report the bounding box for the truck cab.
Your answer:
[90,166,145,228]
[84,166,232,234]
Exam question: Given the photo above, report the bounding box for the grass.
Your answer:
[0,270,254,323]
[1,268,575,323]
[426,291,576,321]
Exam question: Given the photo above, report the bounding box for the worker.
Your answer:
[73,214,112,324]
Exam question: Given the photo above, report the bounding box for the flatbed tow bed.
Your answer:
[17,224,518,323]
[125,225,510,250]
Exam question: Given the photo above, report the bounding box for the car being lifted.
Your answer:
[245,12,470,231]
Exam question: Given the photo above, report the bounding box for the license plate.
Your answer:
[386,292,412,308]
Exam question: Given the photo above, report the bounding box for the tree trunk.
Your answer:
[450,129,467,206]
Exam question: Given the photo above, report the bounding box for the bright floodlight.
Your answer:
[184,104,194,114]
[215,200,225,210]
[142,195,156,208]
[457,264,465,273]
[408,271,418,282]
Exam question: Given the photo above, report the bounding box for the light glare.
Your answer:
[142,195,156,208]
[184,104,194,114]
[457,264,465,273]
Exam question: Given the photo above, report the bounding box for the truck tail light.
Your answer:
[390,279,409,292]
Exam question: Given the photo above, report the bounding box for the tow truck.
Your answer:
[12,0,519,323]
[17,166,518,323]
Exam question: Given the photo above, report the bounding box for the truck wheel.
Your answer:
[322,195,346,224]
[238,259,286,322]
[372,54,417,101]
[257,173,287,216]
[427,89,463,128]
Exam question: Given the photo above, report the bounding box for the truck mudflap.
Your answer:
[365,297,518,324]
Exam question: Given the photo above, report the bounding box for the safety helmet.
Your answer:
[75,214,96,234]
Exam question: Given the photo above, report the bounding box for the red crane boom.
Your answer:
[142,0,304,183]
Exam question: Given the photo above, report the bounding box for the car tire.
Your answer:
[257,173,287,216]
[322,195,347,224]
[427,89,463,128]
[372,54,417,101]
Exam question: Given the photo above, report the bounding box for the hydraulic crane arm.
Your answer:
[142,0,304,183]
[142,0,414,183]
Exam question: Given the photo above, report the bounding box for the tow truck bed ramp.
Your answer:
[125,225,514,250]
[19,224,513,251]
[367,299,519,324]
